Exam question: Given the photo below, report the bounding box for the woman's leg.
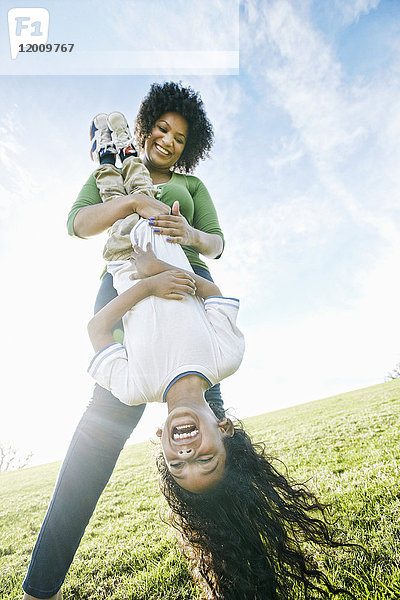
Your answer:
[23,592,61,600]
[94,271,124,339]
[22,275,145,599]
[192,266,223,410]
[22,387,145,598]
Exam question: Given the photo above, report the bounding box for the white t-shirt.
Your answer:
[88,219,245,406]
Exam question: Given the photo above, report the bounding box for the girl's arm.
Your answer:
[130,243,222,299]
[190,271,221,298]
[88,270,196,352]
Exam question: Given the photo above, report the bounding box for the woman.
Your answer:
[22,81,224,600]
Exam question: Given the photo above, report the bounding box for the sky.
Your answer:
[1,0,400,466]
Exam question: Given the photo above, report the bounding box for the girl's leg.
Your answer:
[92,163,141,261]
[121,155,156,198]
[92,163,126,203]
[22,275,145,599]
[192,266,223,410]
[101,157,157,262]
[95,122,157,261]
[106,111,155,199]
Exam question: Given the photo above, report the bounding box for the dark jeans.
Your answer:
[23,267,222,598]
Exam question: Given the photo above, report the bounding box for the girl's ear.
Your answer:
[218,417,234,437]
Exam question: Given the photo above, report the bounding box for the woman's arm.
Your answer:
[68,175,171,239]
[148,176,224,258]
[88,269,196,352]
[187,225,223,259]
[74,193,136,238]
[74,192,171,238]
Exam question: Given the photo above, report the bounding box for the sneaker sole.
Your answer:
[90,113,114,161]
[107,111,129,133]
[90,113,109,140]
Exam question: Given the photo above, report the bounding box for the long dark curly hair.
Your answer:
[135,81,214,173]
[156,408,359,600]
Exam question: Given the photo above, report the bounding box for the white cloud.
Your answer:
[241,0,400,242]
[267,135,305,168]
[108,0,239,52]
[263,1,365,160]
[334,0,381,25]
[194,75,244,175]
[0,110,25,183]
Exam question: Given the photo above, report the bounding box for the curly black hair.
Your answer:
[157,409,360,600]
[135,81,214,173]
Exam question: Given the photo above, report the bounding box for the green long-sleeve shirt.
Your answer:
[67,171,224,272]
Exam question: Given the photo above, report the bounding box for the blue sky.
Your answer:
[1,0,400,465]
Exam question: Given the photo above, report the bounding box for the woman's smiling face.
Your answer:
[144,112,188,171]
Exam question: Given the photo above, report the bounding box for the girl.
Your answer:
[88,219,357,600]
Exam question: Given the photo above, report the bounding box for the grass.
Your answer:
[1,379,400,598]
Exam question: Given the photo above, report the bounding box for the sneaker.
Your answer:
[107,112,137,158]
[90,113,116,162]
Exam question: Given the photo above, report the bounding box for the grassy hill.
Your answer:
[1,380,400,599]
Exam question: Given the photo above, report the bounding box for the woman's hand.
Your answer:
[130,242,165,279]
[148,201,196,246]
[130,192,170,219]
[146,270,196,301]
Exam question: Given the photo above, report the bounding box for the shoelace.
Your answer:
[112,127,133,150]
[99,127,114,148]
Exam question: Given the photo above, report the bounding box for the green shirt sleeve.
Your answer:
[187,175,225,259]
[66,174,102,237]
